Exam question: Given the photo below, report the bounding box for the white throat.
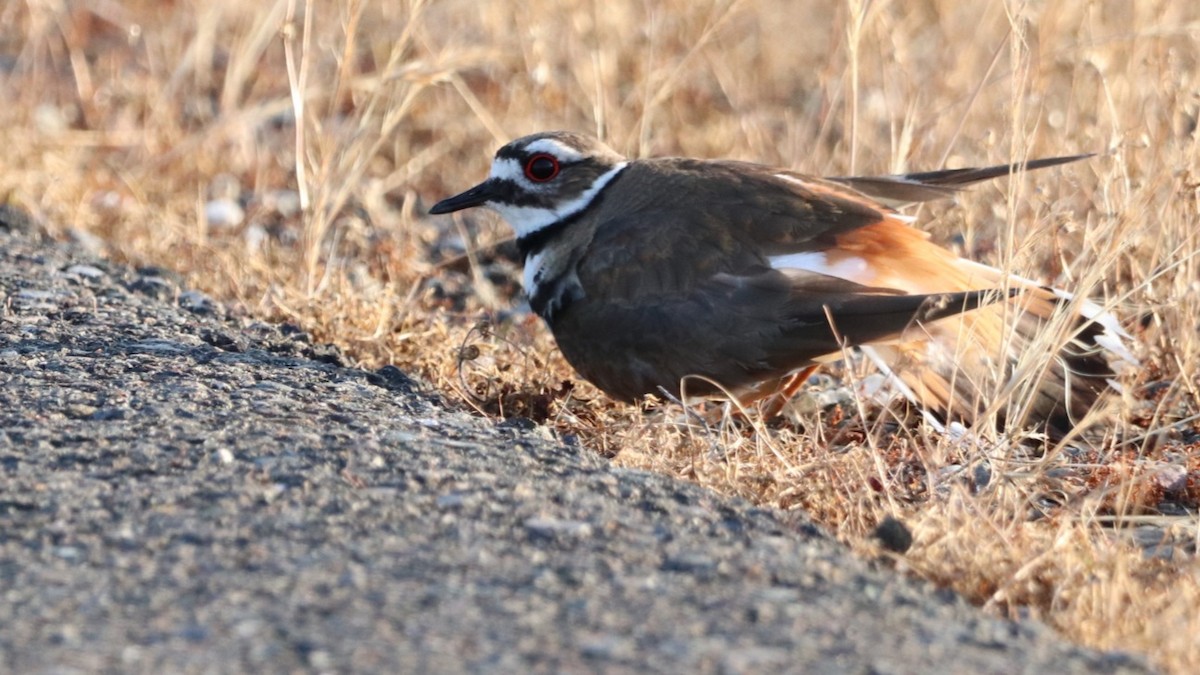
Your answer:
[489,162,628,239]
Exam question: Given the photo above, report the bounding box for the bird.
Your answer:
[430,131,1133,437]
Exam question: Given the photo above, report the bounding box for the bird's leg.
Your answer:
[756,366,821,418]
[673,367,822,426]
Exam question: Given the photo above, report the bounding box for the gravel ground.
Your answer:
[0,211,1151,673]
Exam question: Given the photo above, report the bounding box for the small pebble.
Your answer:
[874,516,914,554]
[204,199,245,229]
[525,517,593,540]
[178,290,216,315]
[1152,463,1188,493]
[64,264,106,280]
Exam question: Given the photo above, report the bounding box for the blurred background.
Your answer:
[2,1,1199,670]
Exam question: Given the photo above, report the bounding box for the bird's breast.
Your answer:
[524,248,584,323]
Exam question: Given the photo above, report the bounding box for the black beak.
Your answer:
[429,180,498,215]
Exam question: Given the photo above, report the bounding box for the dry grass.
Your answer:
[3,0,1200,670]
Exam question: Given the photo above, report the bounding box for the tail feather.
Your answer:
[824,218,1132,437]
[873,266,1131,437]
[820,153,1128,436]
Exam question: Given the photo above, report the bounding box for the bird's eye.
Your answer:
[524,154,560,182]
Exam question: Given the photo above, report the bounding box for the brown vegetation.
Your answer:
[2,1,1198,670]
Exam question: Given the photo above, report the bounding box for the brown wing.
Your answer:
[562,155,1013,400]
[576,158,905,301]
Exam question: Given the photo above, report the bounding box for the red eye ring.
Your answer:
[524,153,560,182]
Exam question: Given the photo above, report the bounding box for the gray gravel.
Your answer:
[0,213,1150,674]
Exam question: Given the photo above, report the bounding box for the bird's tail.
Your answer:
[822,152,1132,436]
[864,259,1134,438]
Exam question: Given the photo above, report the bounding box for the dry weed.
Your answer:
[2,0,1199,670]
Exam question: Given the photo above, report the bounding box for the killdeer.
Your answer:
[431,131,1132,436]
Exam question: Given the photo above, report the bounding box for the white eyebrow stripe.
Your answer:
[521,138,584,162]
[488,157,525,182]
